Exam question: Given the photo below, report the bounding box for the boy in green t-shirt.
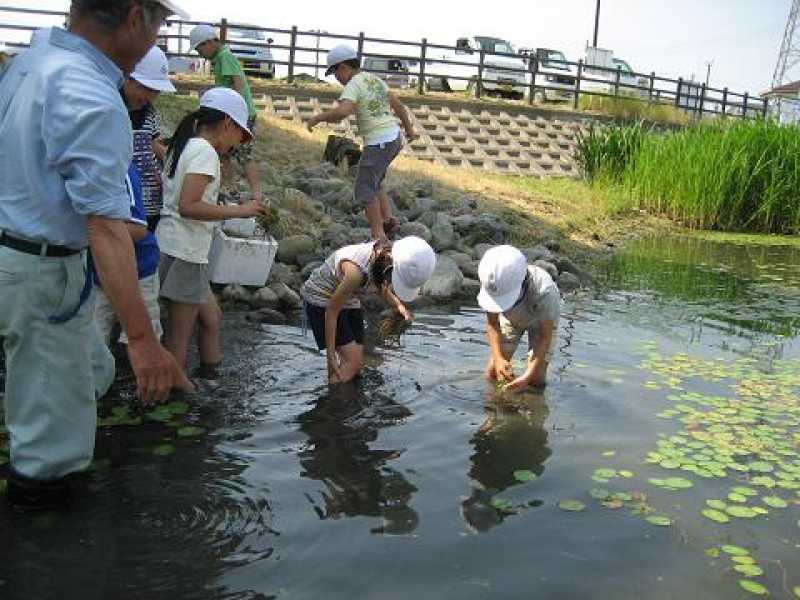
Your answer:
[306,45,418,244]
[190,25,262,204]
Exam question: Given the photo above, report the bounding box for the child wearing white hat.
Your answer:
[303,236,436,384]
[156,87,267,375]
[305,44,418,244]
[124,45,175,232]
[477,246,561,392]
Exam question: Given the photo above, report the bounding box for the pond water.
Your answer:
[1,233,799,599]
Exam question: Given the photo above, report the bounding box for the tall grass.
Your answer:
[575,121,649,184]
[579,119,800,234]
[579,94,690,126]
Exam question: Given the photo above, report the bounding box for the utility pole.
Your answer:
[705,60,713,87]
[593,0,601,47]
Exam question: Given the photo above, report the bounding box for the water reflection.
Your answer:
[296,378,419,535]
[461,391,551,532]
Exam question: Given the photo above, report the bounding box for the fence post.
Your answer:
[287,25,297,84]
[742,92,749,120]
[573,59,583,110]
[721,87,728,116]
[614,64,621,97]
[477,49,485,99]
[698,83,706,120]
[356,31,365,60]
[675,77,683,109]
[417,38,427,96]
[219,18,228,43]
[762,98,769,121]
[528,57,538,106]
[648,72,655,103]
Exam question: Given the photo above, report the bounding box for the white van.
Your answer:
[427,35,528,100]
[518,47,576,103]
[583,47,648,98]
[227,26,275,79]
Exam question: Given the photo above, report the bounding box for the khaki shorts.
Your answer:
[94,273,162,344]
[158,254,211,305]
[499,315,559,363]
[354,135,402,205]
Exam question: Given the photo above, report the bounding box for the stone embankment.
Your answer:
[218,161,594,323]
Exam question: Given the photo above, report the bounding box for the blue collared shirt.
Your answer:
[0,28,132,249]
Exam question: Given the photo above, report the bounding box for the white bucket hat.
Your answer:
[325,44,358,76]
[477,245,529,313]
[190,24,218,50]
[391,236,436,303]
[153,0,189,19]
[131,46,175,93]
[200,87,253,140]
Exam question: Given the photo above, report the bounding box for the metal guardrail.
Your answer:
[0,6,770,121]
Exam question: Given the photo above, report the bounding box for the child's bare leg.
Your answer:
[197,293,222,368]
[364,199,387,242]
[377,187,394,223]
[164,301,201,371]
[335,342,364,383]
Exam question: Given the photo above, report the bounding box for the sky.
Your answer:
[1,0,796,94]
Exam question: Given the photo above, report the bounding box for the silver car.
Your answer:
[363,57,417,89]
[227,26,275,79]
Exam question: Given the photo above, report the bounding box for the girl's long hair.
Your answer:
[370,248,394,289]
[165,107,228,178]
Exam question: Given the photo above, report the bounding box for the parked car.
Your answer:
[227,26,275,79]
[518,47,576,103]
[582,46,648,98]
[427,35,528,100]
[157,26,203,74]
[363,57,417,89]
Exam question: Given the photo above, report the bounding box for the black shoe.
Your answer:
[6,469,72,512]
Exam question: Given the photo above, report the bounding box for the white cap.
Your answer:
[190,24,218,50]
[326,44,358,76]
[131,46,175,93]
[391,236,436,303]
[200,87,253,140]
[153,0,189,19]
[477,245,528,313]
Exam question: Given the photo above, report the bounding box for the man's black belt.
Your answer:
[0,232,80,257]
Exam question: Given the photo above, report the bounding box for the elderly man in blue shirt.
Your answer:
[0,0,192,510]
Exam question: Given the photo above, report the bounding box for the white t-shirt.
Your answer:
[502,266,561,330]
[157,138,220,264]
[340,72,400,145]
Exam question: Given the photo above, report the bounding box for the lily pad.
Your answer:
[739,580,768,595]
[762,496,788,509]
[751,476,777,488]
[619,470,635,478]
[558,499,586,512]
[732,556,756,565]
[793,586,799,598]
[748,461,774,473]
[702,509,730,523]
[706,499,727,510]
[152,444,175,457]
[728,493,748,503]
[721,545,750,556]
[589,488,611,500]
[726,506,758,519]
[734,564,764,577]
[513,469,538,483]
[601,451,617,458]
[663,477,693,489]
[646,515,672,527]
[177,426,206,438]
[732,486,758,497]
[594,469,617,479]
[491,498,514,512]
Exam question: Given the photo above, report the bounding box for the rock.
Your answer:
[250,286,280,309]
[269,282,302,310]
[221,284,253,304]
[405,197,436,221]
[544,239,561,253]
[451,196,479,215]
[443,250,473,274]
[259,162,284,187]
[430,213,456,251]
[247,308,288,326]
[276,234,315,266]
[413,181,434,198]
[296,253,324,269]
[316,184,355,213]
[268,262,302,288]
[452,214,477,234]
[554,256,595,286]
[473,243,494,260]
[520,245,553,263]
[273,188,313,212]
[321,222,351,249]
[386,186,415,211]
[300,260,323,279]
[462,213,508,246]
[462,259,480,279]
[534,260,559,280]
[348,227,373,244]
[461,277,481,298]
[396,221,432,243]
[299,177,351,200]
[557,271,581,293]
[421,255,464,301]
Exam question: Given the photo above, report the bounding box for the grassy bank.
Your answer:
[156,95,671,265]
[577,120,800,234]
